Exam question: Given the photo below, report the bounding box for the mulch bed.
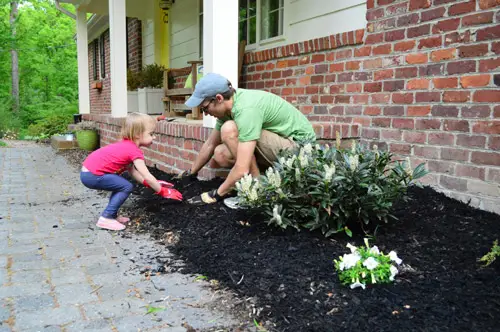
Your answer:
[121,168,500,332]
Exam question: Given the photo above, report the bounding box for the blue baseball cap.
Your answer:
[185,73,231,108]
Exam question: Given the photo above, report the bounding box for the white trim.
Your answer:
[109,0,128,118]
[77,9,90,114]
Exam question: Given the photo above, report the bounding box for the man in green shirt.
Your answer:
[181,73,316,205]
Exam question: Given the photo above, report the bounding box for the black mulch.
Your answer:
[123,168,500,332]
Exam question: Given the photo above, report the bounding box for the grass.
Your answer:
[0,140,7,147]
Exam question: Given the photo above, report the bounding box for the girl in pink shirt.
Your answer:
[80,113,182,231]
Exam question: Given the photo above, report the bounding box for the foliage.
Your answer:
[334,238,403,290]
[74,120,97,131]
[0,140,6,147]
[479,240,499,267]
[236,137,428,236]
[138,63,165,89]
[127,69,141,91]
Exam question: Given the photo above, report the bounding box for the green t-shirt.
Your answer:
[215,89,316,143]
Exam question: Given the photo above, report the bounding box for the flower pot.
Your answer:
[76,130,99,151]
[137,88,163,115]
[127,91,139,113]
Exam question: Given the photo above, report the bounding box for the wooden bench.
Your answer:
[162,40,247,120]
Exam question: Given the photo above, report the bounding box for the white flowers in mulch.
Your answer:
[334,238,403,290]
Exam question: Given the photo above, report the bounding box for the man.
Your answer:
[179,73,316,205]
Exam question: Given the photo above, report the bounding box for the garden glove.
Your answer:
[187,189,224,205]
[143,180,175,189]
[156,187,183,201]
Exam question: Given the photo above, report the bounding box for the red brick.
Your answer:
[315,64,328,74]
[416,92,440,102]
[346,83,362,92]
[407,78,430,90]
[447,60,476,74]
[373,44,392,55]
[390,143,412,154]
[433,77,458,89]
[460,74,490,88]
[443,91,470,103]
[379,0,396,5]
[448,1,476,16]
[311,75,325,84]
[406,53,428,64]
[477,25,500,41]
[440,175,467,192]
[493,42,500,55]
[363,128,380,139]
[396,67,418,78]
[393,118,415,129]
[397,13,419,27]
[456,165,486,180]
[462,105,491,118]
[418,36,442,49]
[367,8,385,21]
[479,58,500,72]
[372,117,392,127]
[414,146,440,158]
[367,0,375,9]
[384,106,405,116]
[444,120,470,132]
[471,151,500,166]
[354,46,372,57]
[489,136,500,150]
[311,54,325,63]
[387,2,409,15]
[392,92,414,104]
[404,131,427,143]
[494,105,500,118]
[473,121,500,134]
[363,58,383,69]
[430,160,456,174]
[421,7,446,22]
[444,31,471,46]
[430,48,456,62]
[432,105,459,117]
[383,80,405,92]
[374,69,394,81]
[462,12,494,27]
[353,95,370,104]
[473,90,500,102]
[385,29,406,42]
[458,44,489,58]
[408,106,431,116]
[381,129,403,140]
[457,134,487,148]
[428,132,454,145]
[365,33,384,45]
[394,41,416,52]
[442,148,469,161]
[372,93,391,104]
[409,0,431,10]
[364,82,383,92]
[432,18,460,33]
[408,24,431,38]
[364,106,382,116]
[478,0,500,9]
[276,60,288,68]
[329,63,344,72]
[346,61,361,70]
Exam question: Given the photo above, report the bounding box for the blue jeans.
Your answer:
[80,171,134,219]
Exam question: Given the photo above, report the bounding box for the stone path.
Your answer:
[0,142,244,331]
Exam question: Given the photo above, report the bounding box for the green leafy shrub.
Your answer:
[27,113,72,137]
[127,69,141,91]
[334,238,403,289]
[236,137,428,236]
[0,141,6,147]
[479,240,499,267]
[74,120,97,130]
[139,64,165,88]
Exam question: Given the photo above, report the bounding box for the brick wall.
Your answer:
[239,0,500,213]
[88,18,142,114]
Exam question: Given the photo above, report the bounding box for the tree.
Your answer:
[10,0,19,112]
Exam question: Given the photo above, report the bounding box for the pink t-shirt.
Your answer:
[83,139,144,175]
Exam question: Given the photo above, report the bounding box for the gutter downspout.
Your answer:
[55,0,76,19]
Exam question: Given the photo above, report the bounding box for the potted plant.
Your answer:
[74,120,99,151]
[137,63,165,115]
[127,69,141,113]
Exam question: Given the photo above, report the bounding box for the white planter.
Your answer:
[137,88,163,115]
[127,91,139,113]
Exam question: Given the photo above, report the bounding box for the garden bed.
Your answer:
[123,168,500,332]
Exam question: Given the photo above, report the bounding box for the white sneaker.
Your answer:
[223,197,245,210]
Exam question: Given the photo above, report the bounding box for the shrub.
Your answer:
[74,120,97,130]
[127,69,141,91]
[139,64,165,89]
[27,113,73,138]
[236,137,428,236]
[0,141,6,147]
[479,240,499,267]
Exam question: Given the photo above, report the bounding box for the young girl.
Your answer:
[80,113,183,231]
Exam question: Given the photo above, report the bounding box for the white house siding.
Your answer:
[142,19,155,66]
[286,0,367,44]
[169,0,200,69]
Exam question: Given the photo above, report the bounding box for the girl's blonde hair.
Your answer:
[120,113,156,140]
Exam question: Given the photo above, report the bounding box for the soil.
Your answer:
[120,168,500,332]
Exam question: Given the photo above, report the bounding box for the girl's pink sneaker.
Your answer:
[116,216,130,224]
[96,217,126,231]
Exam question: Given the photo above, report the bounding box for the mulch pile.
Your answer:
[122,168,499,332]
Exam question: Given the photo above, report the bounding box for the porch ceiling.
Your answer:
[58,0,155,19]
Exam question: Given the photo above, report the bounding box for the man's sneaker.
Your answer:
[223,197,246,210]
[96,217,126,231]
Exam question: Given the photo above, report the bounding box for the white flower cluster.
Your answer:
[323,164,336,182]
[348,155,359,171]
[279,155,297,169]
[236,174,260,202]
[335,239,402,290]
[298,148,309,168]
[405,157,413,177]
[265,167,282,188]
[272,205,283,225]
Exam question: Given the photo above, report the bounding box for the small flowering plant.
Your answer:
[334,239,403,290]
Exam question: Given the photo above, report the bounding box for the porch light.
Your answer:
[159,0,175,23]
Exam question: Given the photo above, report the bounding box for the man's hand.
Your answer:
[175,170,198,184]
[187,189,223,205]
[156,187,183,201]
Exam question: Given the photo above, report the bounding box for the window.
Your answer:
[260,0,284,40]
[239,0,256,44]
[99,33,106,78]
[92,40,98,80]
[199,0,203,58]
[239,0,283,45]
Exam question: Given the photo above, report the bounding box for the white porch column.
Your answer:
[76,9,90,115]
[109,0,128,117]
[202,0,238,128]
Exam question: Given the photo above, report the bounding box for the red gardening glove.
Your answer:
[156,187,183,201]
[143,180,174,188]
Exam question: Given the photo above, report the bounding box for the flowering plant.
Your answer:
[236,135,428,236]
[334,238,403,289]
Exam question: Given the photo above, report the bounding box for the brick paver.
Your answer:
[0,143,241,331]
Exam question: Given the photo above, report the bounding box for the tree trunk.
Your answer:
[10,1,19,113]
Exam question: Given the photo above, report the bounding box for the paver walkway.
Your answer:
[0,142,241,332]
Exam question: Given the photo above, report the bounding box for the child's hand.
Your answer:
[158,180,174,188]
[156,187,183,201]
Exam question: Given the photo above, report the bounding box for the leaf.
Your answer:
[145,305,166,315]
[344,227,353,237]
